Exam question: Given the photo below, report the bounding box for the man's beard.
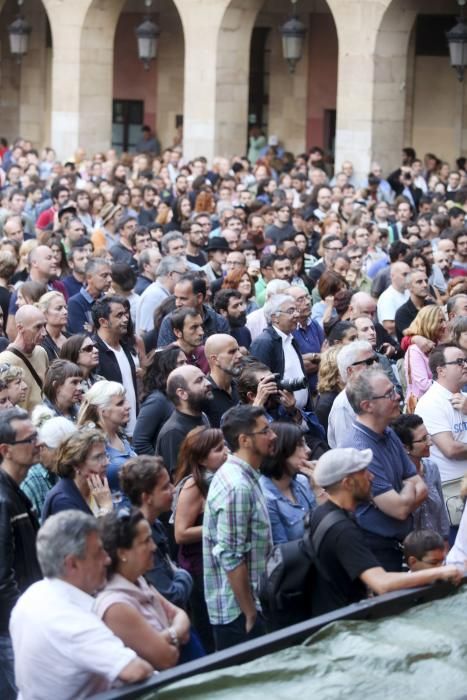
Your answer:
[228,312,247,328]
[187,392,213,412]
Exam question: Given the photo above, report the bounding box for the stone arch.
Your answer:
[0,0,53,147]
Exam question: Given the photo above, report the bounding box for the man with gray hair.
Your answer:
[250,294,308,409]
[136,254,188,333]
[342,368,428,571]
[67,257,112,334]
[246,279,291,341]
[10,511,153,699]
[327,340,378,448]
[447,293,467,322]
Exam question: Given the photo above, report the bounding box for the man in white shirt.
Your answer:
[327,340,378,448]
[376,261,411,338]
[246,279,290,341]
[416,343,467,482]
[136,255,188,333]
[250,294,308,409]
[10,511,152,700]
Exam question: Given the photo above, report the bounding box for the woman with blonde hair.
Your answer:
[315,346,342,433]
[78,380,135,493]
[37,291,69,360]
[41,428,112,520]
[404,305,447,401]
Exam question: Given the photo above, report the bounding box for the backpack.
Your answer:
[258,509,347,630]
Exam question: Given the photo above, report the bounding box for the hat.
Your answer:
[206,236,229,252]
[58,201,77,219]
[314,448,373,488]
[100,203,122,226]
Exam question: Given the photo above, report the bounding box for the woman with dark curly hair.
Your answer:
[132,346,186,455]
[60,333,104,391]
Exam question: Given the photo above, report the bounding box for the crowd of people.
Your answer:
[1,137,467,698]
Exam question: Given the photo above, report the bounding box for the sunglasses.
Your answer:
[80,344,98,353]
[6,431,38,446]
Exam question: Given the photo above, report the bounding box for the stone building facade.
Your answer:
[0,0,464,178]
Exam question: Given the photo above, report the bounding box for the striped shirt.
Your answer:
[20,463,57,522]
[203,455,272,625]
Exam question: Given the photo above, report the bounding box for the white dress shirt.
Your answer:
[273,325,308,409]
[10,577,137,700]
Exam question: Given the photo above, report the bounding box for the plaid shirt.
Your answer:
[20,464,57,522]
[203,455,272,625]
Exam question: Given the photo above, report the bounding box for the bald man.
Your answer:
[155,365,213,474]
[204,334,243,428]
[376,262,411,338]
[349,291,398,357]
[0,306,48,411]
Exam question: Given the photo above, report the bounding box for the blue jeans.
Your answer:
[0,633,17,700]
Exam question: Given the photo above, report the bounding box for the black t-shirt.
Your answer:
[186,251,207,267]
[310,500,379,617]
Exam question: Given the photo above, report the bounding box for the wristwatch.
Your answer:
[167,626,180,647]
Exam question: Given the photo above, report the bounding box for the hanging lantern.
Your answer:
[135,17,160,70]
[8,15,31,63]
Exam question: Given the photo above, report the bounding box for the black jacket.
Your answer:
[250,325,307,379]
[94,334,138,410]
[132,390,174,455]
[0,469,41,633]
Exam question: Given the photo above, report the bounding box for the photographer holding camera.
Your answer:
[250,294,309,409]
[237,361,328,458]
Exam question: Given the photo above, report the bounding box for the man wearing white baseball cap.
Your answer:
[308,447,462,617]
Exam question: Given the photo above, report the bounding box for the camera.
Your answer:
[275,376,308,392]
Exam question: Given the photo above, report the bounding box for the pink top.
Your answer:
[405,344,432,399]
[94,573,171,632]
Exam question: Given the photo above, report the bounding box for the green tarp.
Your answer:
[147,587,467,700]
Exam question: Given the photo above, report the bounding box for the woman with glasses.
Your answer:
[60,333,104,392]
[95,507,203,669]
[403,305,448,404]
[20,415,77,521]
[392,414,449,543]
[78,380,135,494]
[41,428,113,520]
[172,426,227,653]
[37,359,83,422]
[37,291,70,361]
[133,346,186,455]
[259,422,321,545]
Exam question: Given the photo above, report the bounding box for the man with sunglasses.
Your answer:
[342,369,428,572]
[327,340,379,448]
[0,408,42,699]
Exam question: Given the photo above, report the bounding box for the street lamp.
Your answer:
[135,0,159,70]
[447,0,467,81]
[280,0,306,74]
[8,0,31,63]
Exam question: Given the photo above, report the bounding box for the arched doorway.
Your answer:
[0,0,53,148]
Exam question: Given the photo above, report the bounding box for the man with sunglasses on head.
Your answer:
[0,408,42,699]
[342,369,428,572]
[327,340,379,448]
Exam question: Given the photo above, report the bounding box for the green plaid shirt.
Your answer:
[203,455,272,625]
[20,464,57,522]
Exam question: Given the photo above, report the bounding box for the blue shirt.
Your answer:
[105,438,136,493]
[259,474,316,544]
[342,422,416,541]
[67,287,96,334]
[293,320,324,391]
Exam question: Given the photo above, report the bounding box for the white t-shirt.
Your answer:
[415,381,467,481]
[327,388,356,448]
[10,578,137,700]
[273,326,308,409]
[376,285,409,323]
[108,344,137,437]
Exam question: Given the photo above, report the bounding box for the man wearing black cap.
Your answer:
[309,447,461,617]
[202,237,229,284]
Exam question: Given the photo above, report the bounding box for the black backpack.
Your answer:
[258,509,347,630]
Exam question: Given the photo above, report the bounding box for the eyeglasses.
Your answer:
[80,343,97,353]
[348,255,362,261]
[245,426,275,436]
[370,387,399,401]
[324,245,343,251]
[442,358,467,367]
[0,363,11,374]
[7,431,38,445]
[412,433,430,444]
[278,308,299,316]
[350,355,379,367]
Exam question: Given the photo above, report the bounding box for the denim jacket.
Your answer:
[259,473,316,545]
